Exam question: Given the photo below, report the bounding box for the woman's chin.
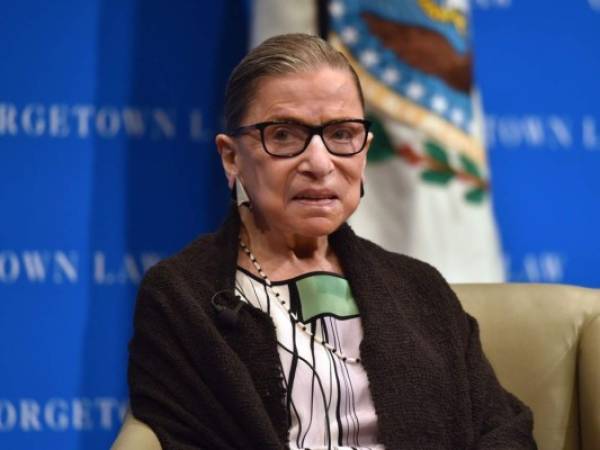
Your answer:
[288,215,346,238]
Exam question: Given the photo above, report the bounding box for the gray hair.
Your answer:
[223,33,365,131]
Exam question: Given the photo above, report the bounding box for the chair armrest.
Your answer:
[111,411,162,450]
[580,314,600,450]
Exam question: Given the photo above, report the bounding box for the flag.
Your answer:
[251,0,504,282]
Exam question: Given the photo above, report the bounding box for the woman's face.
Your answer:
[218,67,371,239]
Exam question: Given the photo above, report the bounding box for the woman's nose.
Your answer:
[298,134,335,178]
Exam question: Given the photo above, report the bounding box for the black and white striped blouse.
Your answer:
[236,268,385,450]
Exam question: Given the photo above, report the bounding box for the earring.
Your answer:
[360,181,365,198]
[232,179,251,208]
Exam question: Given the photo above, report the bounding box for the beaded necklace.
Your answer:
[239,238,361,364]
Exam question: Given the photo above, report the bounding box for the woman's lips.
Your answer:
[292,189,338,206]
[293,189,337,199]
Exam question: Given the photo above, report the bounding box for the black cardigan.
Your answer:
[128,207,536,450]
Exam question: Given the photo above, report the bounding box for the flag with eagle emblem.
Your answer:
[251,0,505,282]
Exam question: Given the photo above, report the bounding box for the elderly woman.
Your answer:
[127,34,536,450]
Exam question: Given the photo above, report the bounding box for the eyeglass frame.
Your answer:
[227,118,372,158]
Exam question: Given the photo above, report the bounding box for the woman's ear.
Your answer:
[365,131,374,154]
[215,133,239,188]
[361,131,374,171]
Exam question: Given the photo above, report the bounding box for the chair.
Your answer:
[112,283,600,450]
[111,410,161,450]
[453,283,600,450]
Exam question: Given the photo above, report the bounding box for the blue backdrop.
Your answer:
[1,1,247,448]
[0,1,598,448]
[473,0,600,286]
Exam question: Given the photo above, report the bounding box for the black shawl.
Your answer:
[128,207,536,450]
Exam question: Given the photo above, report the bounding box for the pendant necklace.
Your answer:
[239,238,361,364]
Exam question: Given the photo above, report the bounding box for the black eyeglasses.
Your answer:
[228,119,371,158]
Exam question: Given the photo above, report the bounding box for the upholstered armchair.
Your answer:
[454,283,600,450]
[112,283,600,450]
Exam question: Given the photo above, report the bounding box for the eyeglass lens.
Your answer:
[263,121,367,156]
